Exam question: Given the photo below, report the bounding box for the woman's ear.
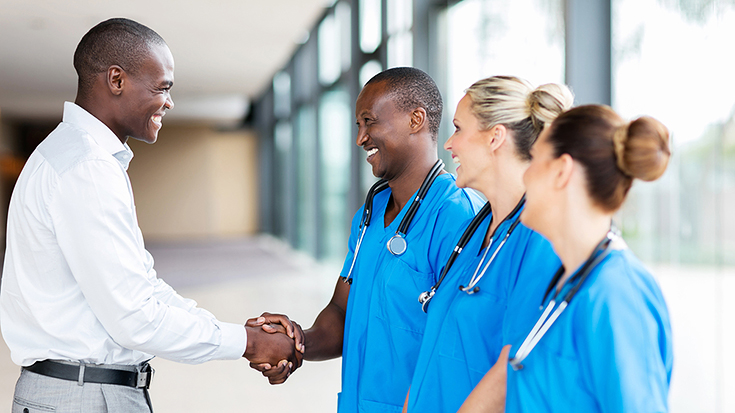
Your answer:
[554,153,575,189]
[487,124,507,152]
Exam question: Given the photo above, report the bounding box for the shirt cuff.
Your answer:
[215,322,248,360]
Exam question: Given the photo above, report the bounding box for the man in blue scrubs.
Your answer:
[250,67,482,411]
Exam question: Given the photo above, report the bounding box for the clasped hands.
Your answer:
[243,312,304,384]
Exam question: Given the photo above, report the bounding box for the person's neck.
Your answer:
[477,160,526,242]
[385,150,439,223]
[75,94,127,145]
[551,207,612,288]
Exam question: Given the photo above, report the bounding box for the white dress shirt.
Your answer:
[0,102,247,367]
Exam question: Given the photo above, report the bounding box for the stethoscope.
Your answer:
[342,159,445,284]
[508,228,617,371]
[418,195,526,313]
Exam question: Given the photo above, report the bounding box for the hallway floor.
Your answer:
[0,236,342,412]
[1,236,734,411]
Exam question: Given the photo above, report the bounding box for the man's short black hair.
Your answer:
[73,18,166,95]
[366,67,443,140]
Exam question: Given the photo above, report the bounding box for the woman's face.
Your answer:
[521,126,557,236]
[444,94,493,190]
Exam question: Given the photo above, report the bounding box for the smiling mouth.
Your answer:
[151,114,163,127]
[452,156,460,165]
[366,148,378,158]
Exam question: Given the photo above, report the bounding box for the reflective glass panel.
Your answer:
[442,0,565,171]
[273,71,291,118]
[319,12,341,86]
[387,0,413,35]
[613,1,735,411]
[319,89,352,260]
[274,121,293,239]
[360,0,382,53]
[387,31,413,68]
[295,106,318,256]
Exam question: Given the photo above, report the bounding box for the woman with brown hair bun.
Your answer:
[504,104,674,412]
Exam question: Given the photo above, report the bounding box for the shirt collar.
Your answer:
[62,101,135,170]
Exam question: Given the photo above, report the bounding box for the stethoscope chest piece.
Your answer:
[387,234,407,256]
[418,289,435,312]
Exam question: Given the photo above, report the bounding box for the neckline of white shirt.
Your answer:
[62,101,134,170]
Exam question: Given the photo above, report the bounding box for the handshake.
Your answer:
[242,312,305,385]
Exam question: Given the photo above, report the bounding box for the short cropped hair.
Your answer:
[366,67,443,140]
[73,18,166,95]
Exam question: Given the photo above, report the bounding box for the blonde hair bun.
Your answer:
[527,83,575,128]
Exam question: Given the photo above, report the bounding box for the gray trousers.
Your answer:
[12,369,152,413]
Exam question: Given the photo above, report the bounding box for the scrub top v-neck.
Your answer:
[338,173,482,412]
[407,204,560,413]
[504,249,673,413]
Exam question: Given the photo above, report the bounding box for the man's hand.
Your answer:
[245,312,305,353]
[243,325,303,384]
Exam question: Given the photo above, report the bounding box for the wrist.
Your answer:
[243,326,258,359]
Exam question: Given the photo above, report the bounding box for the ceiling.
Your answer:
[0,0,332,125]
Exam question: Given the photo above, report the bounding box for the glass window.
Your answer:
[319,89,352,260]
[387,30,413,68]
[387,0,413,68]
[359,59,383,87]
[387,0,413,35]
[319,12,341,86]
[614,0,735,266]
[360,0,382,53]
[442,0,565,120]
[612,1,735,411]
[273,121,293,239]
[336,1,352,72]
[273,71,291,118]
[295,106,318,256]
[294,38,317,103]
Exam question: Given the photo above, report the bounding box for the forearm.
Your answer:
[303,302,345,361]
[458,345,510,413]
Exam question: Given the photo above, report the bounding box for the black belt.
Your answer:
[23,360,154,389]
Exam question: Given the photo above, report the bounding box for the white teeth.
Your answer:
[367,148,378,157]
[152,115,162,125]
[452,157,460,164]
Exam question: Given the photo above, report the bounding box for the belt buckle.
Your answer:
[136,364,155,389]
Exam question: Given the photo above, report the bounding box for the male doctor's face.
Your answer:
[354,81,415,181]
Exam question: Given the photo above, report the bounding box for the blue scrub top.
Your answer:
[338,173,483,413]
[504,248,673,413]
[407,204,560,413]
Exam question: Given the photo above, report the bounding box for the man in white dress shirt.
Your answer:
[0,18,301,412]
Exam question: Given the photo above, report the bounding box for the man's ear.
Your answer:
[555,153,575,189]
[409,107,427,133]
[107,65,125,96]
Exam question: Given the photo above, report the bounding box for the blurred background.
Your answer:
[1,0,734,411]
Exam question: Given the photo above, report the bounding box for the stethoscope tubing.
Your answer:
[509,230,616,370]
[419,195,526,312]
[343,179,390,284]
[344,159,445,283]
